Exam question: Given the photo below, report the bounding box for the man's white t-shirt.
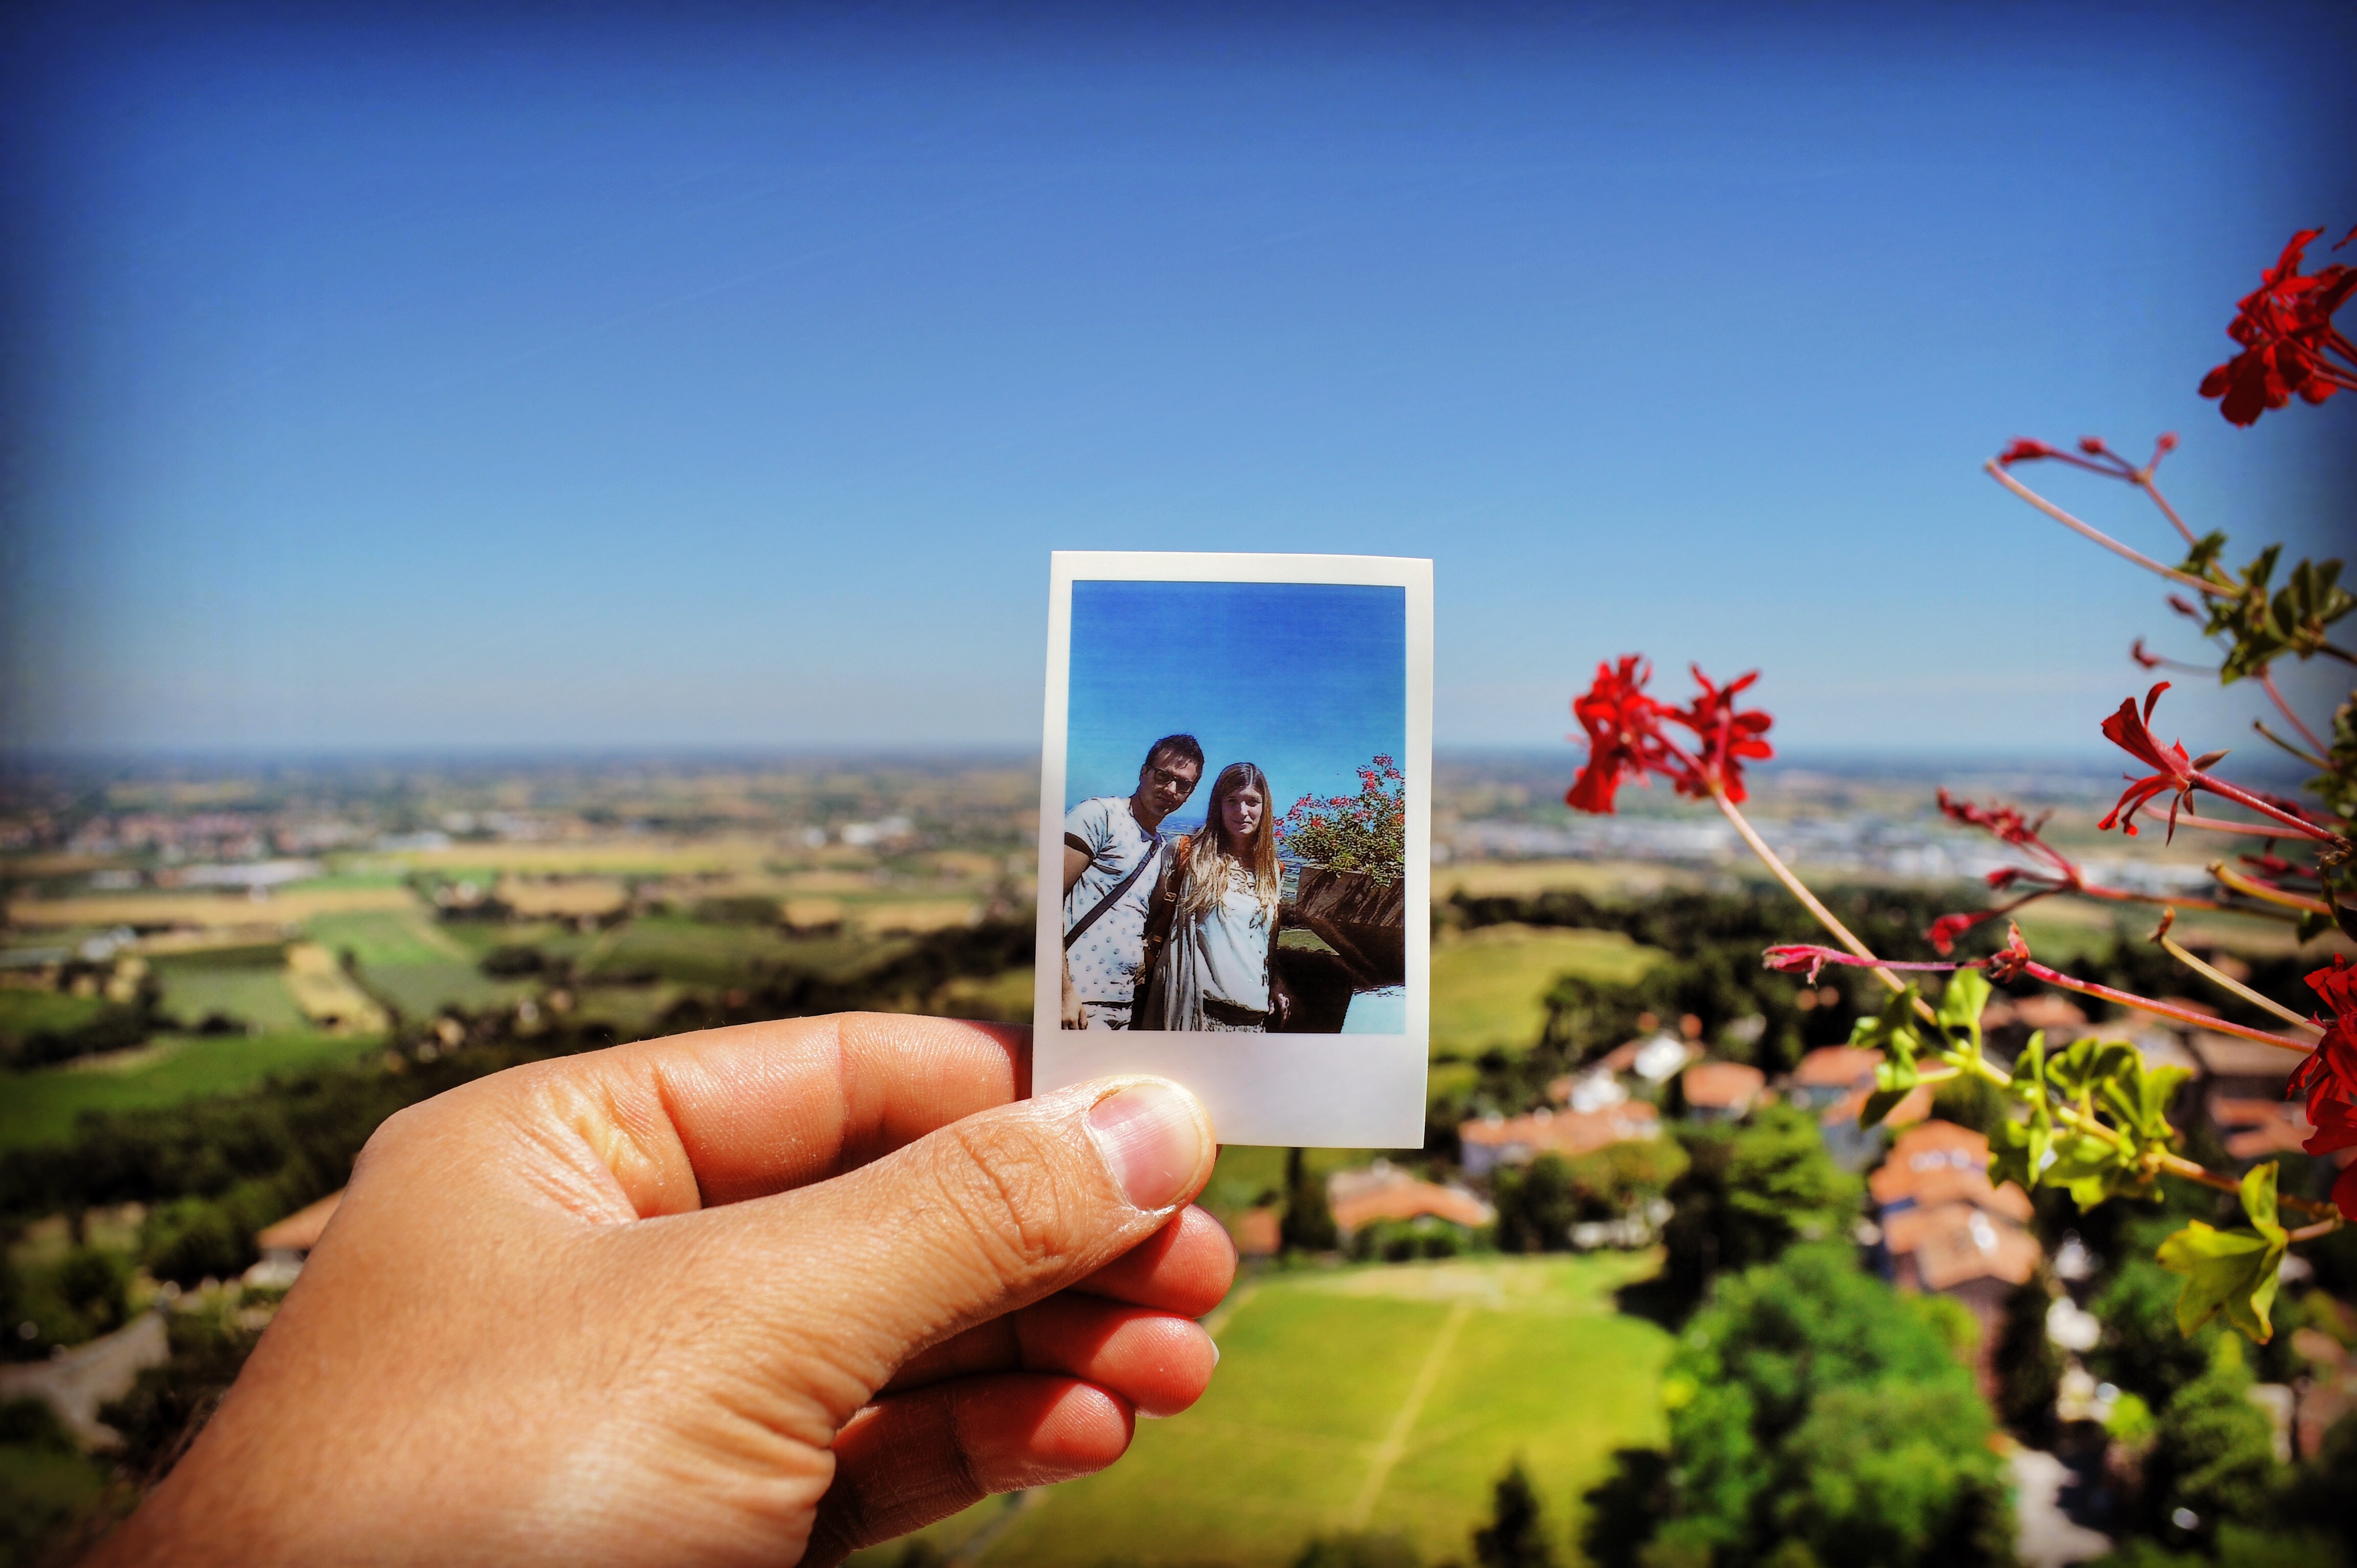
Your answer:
[1063,796,1164,1005]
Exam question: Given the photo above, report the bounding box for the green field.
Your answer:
[304,910,532,1018]
[857,1253,1672,1568]
[1430,925,1664,1059]
[0,987,107,1046]
[0,1032,388,1150]
[583,915,909,989]
[152,966,310,1034]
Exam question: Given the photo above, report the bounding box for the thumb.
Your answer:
[756,1076,1216,1407]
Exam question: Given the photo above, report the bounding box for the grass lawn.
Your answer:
[0,1032,387,1149]
[152,966,310,1034]
[854,1253,1672,1568]
[1431,925,1664,1059]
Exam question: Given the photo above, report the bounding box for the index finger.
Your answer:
[480,1012,1030,1216]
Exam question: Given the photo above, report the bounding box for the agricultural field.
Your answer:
[303,909,528,1020]
[852,1253,1673,1568]
[1428,924,1664,1060]
[0,1031,390,1149]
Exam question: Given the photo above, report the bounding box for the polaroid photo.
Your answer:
[1033,552,1433,1148]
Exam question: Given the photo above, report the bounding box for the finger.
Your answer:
[1070,1205,1237,1318]
[882,1294,1218,1417]
[800,1376,1133,1568]
[401,1013,1032,1220]
[739,1075,1215,1410]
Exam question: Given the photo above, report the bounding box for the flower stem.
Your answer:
[2018,959,2314,1053]
[1713,791,1935,1024]
[2138,474,2199,549]
[1985,461,2217,593]
[2258,668,2330,758]
[2193,774,2347,846]
[2210,861,2335,917]
[2152,921,2324,1035]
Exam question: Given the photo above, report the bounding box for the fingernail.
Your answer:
[1086,1081,1204,1212]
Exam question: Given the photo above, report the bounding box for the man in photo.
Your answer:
[1061,733,1203,1029]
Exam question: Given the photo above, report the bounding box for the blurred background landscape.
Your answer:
[5,1,2356,1564]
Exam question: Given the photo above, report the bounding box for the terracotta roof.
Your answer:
[1682,1061,1766,1109]
[255,1188,344,1254]
[1821,1081,1934,1130]
[1228,1208,1280,1258]
[2211,1095,2318,1159]
[2188,1031,2301,1086]
[1870,1121,2033,1218]
[1326,1166,1494,1235]
[2009,994,2088,1032]
[1904,1202,2042,1291]
[1459,1101,1661,1158]
[1792,1046,1882,1088]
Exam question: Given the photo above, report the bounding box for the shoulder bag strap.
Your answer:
[1062,831,1164,951]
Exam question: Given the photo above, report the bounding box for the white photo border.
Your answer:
[1033,551,1432,1148]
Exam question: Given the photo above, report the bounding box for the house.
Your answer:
[1869,1121,2041,1399]
[1326,1161,1495,1241]
[1458,1101,1661,1179]
[1593,1032,1700,1085]
[1680,1060,1765,1122]
[246,1188,344,1289]
[2189,1030,2301,1101]
[1783,1045,1932,1170]
[1227,1207,1281,1258]
[2210,1096,2317,1160]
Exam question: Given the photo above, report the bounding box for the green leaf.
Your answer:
[1986,1116,2050,1195]
[1936,969,1990,1051]
[1859,1086,1913,1129]
[2156,1163,2290,1341]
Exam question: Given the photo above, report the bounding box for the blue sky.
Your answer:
[1065,581,1405,816]
[2,2,2352,761]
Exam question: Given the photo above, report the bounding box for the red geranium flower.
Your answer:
[2289,960,2357,1208]
[1666,666,1774,804]
[2199,227,2357,426]
[2097,682,2203,840]
[1566,656,1673,814]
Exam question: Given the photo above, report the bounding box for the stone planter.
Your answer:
[1282,864,1406,990]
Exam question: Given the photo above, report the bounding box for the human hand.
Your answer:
[1060,968,1088,1029]
[89,1014,1230,1567]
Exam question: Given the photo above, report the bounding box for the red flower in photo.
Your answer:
[2097,682,2200,839]
[1566,656,1673,814]
[1666,666,1774,804]
[2199,227,2357,426]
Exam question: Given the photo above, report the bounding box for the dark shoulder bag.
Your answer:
[1130,835,1189,1023]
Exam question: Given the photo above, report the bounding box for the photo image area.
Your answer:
[1036,554,1431,1148]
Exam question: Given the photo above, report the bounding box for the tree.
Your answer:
[1992,1274,2065,1438]
[1281,1147,1337,1254]
[1471,1461,1556,1568]
[1659,1105,1859,1306]
[2138,1340,2279,1548]
[1493,1155,1576,1254]
[1638,1243,2012,1566]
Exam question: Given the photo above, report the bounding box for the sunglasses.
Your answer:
[1145,766,1199,796]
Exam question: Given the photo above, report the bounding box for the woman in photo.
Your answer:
[1138,761,1288,1032]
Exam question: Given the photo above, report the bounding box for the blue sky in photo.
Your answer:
[1064,580,1405,818]
[2,2,2352,760]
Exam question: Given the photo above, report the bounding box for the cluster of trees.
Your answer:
[1584,1243,2014,1568]
[0,964,159,1071]
[1490,1138,1691,1254]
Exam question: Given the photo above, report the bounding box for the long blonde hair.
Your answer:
[1178,762,1280,922]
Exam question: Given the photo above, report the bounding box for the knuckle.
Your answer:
[936,1118,1073,1283]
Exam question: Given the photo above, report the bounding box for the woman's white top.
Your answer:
[1193,864,1273,1012]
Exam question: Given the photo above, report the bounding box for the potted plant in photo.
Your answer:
[1280,756,1409,986]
